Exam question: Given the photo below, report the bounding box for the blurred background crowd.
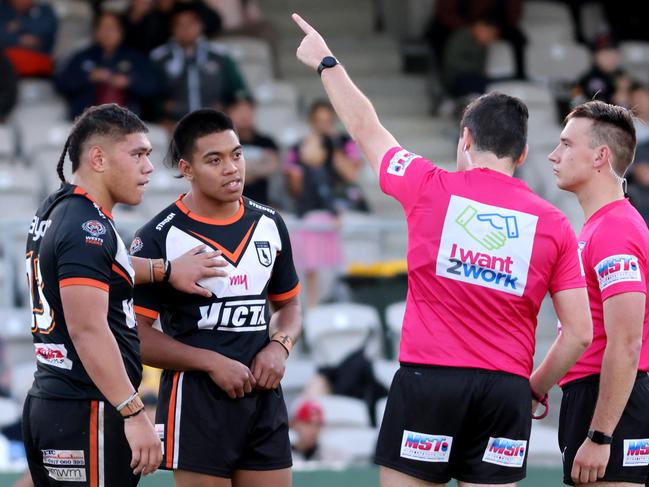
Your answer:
[0,0,649,483]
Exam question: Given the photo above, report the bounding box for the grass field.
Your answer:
[0,465,565,486]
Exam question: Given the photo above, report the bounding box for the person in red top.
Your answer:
[549,101,649,486]
[293,13,592,487]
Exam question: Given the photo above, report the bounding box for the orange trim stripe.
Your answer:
[165,372,180,469]
[111,264,133,287]
[269,283,302,302]
[175,196,245,226]
[59,278,109,292]
[89,401,98,487]
[134,305,159,320]
[73,186,114,220]
[190,222,255,263]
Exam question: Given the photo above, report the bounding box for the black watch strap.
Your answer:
[588,429,613,445]
[317,56,339,76]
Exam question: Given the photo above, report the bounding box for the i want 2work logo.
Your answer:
[435,195,538,296]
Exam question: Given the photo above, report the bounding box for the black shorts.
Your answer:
[375,365,532,484]
[22,394,138,486]
[156,370,292,478]
[559,372,649,485]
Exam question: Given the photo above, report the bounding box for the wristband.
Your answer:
[148,258,154,283]
[271,332,293,356]
[116,392,144,418]
[163,260,172,282]
[116,392,137,412]
[588,429,613,445]
[123,408,144,420]
[531,388,549,420]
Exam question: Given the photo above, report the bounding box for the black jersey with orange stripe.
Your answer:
[131,196,300,366]
[25,184,141,400]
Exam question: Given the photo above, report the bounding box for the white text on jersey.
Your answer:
[29,216,52,241]
[198,299,267,332]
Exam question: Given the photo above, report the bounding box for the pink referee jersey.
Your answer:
[380,147,585,378]
[560,199,649,386]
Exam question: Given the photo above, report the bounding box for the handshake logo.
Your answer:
[436,195,538,297]
[455,205,519,250]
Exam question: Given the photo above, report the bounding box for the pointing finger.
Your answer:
[292,13,315,35]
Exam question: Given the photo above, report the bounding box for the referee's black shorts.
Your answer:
[22,394,139,486]
[559,372,649,485]
[375,364,532,484]
[156,370,292,478]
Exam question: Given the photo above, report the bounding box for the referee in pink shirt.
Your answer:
[549,101,649,486]
[293,13,592,487]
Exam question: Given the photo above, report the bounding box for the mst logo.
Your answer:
[436,196,538,297]
[386,149,421,177]
[624,439,649,466]
[595,254,641,291]
[482,437,527,467]
[198,299,267,332]
[400,430,452,462]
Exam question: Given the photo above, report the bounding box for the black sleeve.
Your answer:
[267,213,300,301]
[55,204,116,291]
[130,224,166,319]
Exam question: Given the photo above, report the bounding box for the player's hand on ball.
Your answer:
[571,438,610,484]
[207,354,256,399]
[123,412,162,476]
[169,245,228,298]
[250,341,288,390]
[292,13,333,71]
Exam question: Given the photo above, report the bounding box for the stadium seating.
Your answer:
[486,40,516,79]
[304,303,383,366]
[316,395,370,428]
[384,300,405,358]
[0,125,17,163]
[319,427,378,462]
[526,43,590,85]
[620,41,649,82]
[373,359,399,390]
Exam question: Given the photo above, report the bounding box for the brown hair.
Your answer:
[565,101,636,177]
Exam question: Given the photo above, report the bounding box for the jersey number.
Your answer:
[25,251,55,333]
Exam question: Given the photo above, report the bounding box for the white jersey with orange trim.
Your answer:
[131,196,300,366]
[25,184,141,400]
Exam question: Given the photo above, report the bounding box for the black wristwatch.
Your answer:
[587,429,613,445]
[317,56,339,76]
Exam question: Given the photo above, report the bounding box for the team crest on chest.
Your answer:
[255,241,272,267]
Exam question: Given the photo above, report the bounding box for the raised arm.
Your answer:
[292,13,399,176]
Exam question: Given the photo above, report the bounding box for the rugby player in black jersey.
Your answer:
[23,104,226,486]
[131,109,302,487]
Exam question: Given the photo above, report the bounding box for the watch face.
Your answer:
[322,56,338,68]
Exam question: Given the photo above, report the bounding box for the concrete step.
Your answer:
[279,37,403,77]
[286,77,432,118]
[267,3,375,37]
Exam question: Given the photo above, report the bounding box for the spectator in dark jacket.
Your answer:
[426,0,526,79]
[55,11,159,119]
[226,94,280,206]
[0,52,18,121]
[0,0,57,77]
[150,2,247,125]
[123,0,222,54]
[571,35,631,108]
